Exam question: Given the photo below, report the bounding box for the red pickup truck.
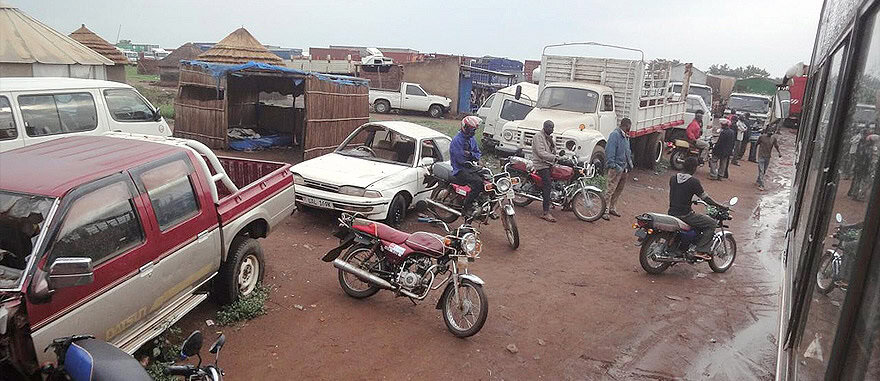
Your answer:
[0,133,295,378]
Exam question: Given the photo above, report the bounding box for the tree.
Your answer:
[708,64,770,79]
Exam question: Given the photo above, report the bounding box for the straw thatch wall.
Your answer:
[174,65,228,148]
[303,76,369,160]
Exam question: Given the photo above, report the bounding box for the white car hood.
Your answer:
[515,108,596,131]
[291,153,409,188]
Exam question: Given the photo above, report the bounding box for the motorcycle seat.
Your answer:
[65,339,152,381]
[431,161,454,182]
[644,213,692,231]
[405,232,446,257]
[352,218,410,244]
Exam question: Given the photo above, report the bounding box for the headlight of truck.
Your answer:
[566,140,576,151]
[502,130,513,141]
[292,173,305,185]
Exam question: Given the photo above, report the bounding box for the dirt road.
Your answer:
[179,129,796,380]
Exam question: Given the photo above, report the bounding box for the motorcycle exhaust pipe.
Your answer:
[516,192,563,207]
[333,259,394,289]
[425,198,462,217]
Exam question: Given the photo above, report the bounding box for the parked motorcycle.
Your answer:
[816,213,862,294]
[633,197,739,274]
[323,208,488,337]
[667,138,712,171]
[505,150,605,222]
[42,330,227,381]
[427,161,520,249]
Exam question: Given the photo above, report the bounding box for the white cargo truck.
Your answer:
[496,42,689,169]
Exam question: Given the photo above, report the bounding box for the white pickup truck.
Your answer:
[496,42,689,169]
[369,82,452,118]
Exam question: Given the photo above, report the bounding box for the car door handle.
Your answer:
[139,262,155,277]
[197,230,211,243]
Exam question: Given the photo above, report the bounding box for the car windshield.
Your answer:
[672,84,713,107]
[336,125,417,166]
[536,87,599,113]
[729,95,770,114]
[686,98,705,113]
[0,191,54,289]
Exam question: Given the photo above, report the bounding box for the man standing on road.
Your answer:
[533,120,559,222]
[669,157,726,261]
[687,109,709,150]
[755,128,782,190]
[450,116,484,216]
[602,118,633,221]
[731,114,748,166]
[710,119,736,180]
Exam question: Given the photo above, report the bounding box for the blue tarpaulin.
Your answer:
[229,134,293,151]
[180,60,369,87]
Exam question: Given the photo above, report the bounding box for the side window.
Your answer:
[481,94,496,109]
[19,93,97,137]
[433,138,451,161]
[139,159,200,231]
[602,94,614,111]
[51,181,144,265]
[500,100,533,121]
[406,85,426,97]
[104,89,155,122]
[0,96,16,140]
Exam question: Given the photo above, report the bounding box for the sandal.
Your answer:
[541,213,557,223]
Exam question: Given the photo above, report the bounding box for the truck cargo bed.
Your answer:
[212,156,293,223]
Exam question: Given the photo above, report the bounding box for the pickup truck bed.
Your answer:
[213,157,293,223]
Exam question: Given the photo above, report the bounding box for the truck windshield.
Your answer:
[672,84,713,107]
[728,95,770,114]
[536,87,599,113]
[0,191,54,289]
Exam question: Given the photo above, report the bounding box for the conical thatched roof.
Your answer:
[197,27,282,65]
[0,3,112,65]
[159,42,201,68]
[69,24,129,64]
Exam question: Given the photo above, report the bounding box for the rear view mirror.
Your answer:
[418,157,435,167]
[181,331,204,358]
[774,90,791,120]
[729,197,739,206]
[515,85,522,100]
[836,213,843,223]
[48,257,93,289]
[209,334,226,354]
[153,108,163,122]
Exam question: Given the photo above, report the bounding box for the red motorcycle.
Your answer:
[505,152,605,222]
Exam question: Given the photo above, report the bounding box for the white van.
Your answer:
[0,77,171,152]
[477,82,539,148]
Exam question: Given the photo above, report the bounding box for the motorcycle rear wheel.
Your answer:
[670,150,686,171]
[511,178,534,207]
[572,188,605,222]
[338,246,381,299]
[816,251,836,294]
[441,279,489,338]
[430,186,461,223]
[708,234,737,273]
[640,234,672,274]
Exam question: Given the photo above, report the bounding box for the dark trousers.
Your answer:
[748,140,758,162]
[454,169,484,209]
[537,168,553,213]
[678,212,718,253]
[737,136,748,159]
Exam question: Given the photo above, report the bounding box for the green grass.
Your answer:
[125,64,159,83]
[216,284,271,326]
[139,326,183,381]
[126,66,175,119]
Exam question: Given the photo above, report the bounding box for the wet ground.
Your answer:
[177,127,797,380]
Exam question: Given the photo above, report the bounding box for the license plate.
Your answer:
[634,228,647,239]
[303,196,333,209]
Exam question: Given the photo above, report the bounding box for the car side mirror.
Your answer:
[515,85,522,100]
[153,108,163,122]
[181,330,204,358]
[418,157,435,167]
[48,257,93,290]
[729,197,739,206]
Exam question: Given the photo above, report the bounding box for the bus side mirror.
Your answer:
[515,85,522,100]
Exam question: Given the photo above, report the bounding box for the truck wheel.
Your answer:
[385,194,408,228]
[630,135,648,169]
[428,104,443,118]
[644,132,662,167]
[215,237,265,305]
[590,146,606,173]
[374,100,391,114]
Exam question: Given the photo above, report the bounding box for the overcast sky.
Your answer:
[18,0,822,76]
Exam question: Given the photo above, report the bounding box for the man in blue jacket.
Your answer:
[602,118,633,221]
[450,116,484,215]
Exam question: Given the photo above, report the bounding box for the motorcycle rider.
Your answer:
[669,157,725,261]
[532,119,559,222]
[687,109,708,150]
[450,115,484,216]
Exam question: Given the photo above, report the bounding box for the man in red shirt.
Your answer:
[686,109,708,149]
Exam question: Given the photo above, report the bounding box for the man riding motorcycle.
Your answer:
[450,115,484,215]
[687,109,708,150]
[669,157,725,260]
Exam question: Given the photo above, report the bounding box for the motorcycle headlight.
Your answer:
[292,173,305,185]
[338,186,366,197]
[495,177,512,193]
[460,233,480,256]
[502,130,514,141]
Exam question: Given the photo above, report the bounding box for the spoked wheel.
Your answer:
[639,234,672,274]
[709,234,737,273]
[441,279,488,337]
[571,188,605,222]
[500,209,520,249]
[816,251,837,295]
[511,180,534,207]
[670,150,686,170]
[338,246,381,299]
[430,186,460,223]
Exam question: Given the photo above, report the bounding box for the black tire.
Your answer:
[571,188,605,222]
[590,146,606,173]
[645,133,662,166]
[501,211,520,249]
[441,279,488,338]
[338,246,382,299]
[511,177,534,207]
[385,193,408,227]
[670,150,686,171]
[428,104,443,118]
[374,100,391,114]
[816,251,836,294]
[430,186,460,223]
[639,234,672,274]
[214,237,265,305]
[709,234,737,273]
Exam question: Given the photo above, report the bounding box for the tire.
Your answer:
[338,246,381,299]
[501,210,520,249]
[430,186,460,223]
[214,237,265,305]
[639,234,672,274]
[670,150,686,171]
[511,178,534,207]
[374,100,391,114]
[816,251,837,294]
[441,279,489,338]
[590,146,606,174]
[385,193,408,228]
[428,104,443,118]
[571,188,605,222]
[709,234,737,273]
[646,133,663,166]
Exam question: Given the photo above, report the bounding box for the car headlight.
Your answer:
[292,173,305,185]
[460,233,480,256]
[364,190,382,198]
[565,140,576,151]
[502,130,513,141]
[495,177,511,193]
[338,186,366,197]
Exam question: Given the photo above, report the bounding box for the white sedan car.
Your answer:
[290,121,452,226]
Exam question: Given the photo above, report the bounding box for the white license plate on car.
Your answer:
[303,196,333,209]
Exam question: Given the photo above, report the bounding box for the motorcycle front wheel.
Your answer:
[338,246,381,299]
[670,150,686,171]
[441,279,489,338]
[639,234,672,274]
[816,251,837,294]
[500,209,520,249]
[430,186,461,223]
[572,188,605,222]
[709,234,737,273]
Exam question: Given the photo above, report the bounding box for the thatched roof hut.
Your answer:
[197,28,282,65]
[69,24,128,82]
[158,42,201,87]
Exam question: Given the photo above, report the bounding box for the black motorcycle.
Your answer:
[816,213,862,294]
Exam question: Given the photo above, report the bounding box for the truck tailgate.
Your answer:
[215,157,294,224]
